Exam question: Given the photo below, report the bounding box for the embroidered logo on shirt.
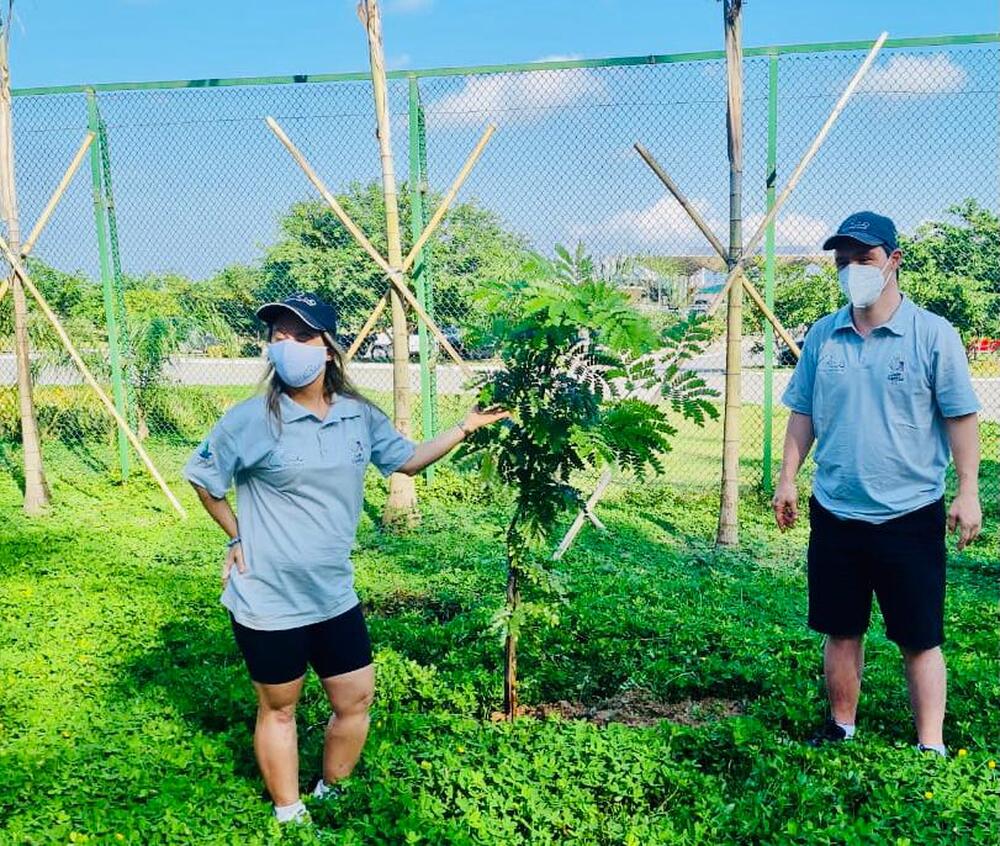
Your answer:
[819,353,846,372]
[888,357,905,383]
[197,440,214,463]
[351,439,366,466]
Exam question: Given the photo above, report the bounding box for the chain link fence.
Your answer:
[1,35,997,511]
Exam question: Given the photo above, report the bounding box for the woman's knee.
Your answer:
[259,700,297,725]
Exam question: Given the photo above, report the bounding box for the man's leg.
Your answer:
[902,646,947,747]
[873,499,948,748]
[320,664,375,783]
[253,676,306,807]
[825,635,864,726]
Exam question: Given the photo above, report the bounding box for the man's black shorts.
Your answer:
[807,496,946,651]
[230,603,373,685]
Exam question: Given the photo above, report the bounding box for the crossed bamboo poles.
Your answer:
[265,117,496,380]
[0,131,188,516]
[554,31,888,558]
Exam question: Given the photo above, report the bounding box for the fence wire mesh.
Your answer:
[1,37,997,511]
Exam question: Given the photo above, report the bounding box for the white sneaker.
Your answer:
[274,800,311,825]
[311,779,341,801]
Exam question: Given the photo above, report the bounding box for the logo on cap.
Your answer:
[289,292,318,306]
[847,220,870,230]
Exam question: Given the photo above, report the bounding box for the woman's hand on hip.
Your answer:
[222,542,247,586]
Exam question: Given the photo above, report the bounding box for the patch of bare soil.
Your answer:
[491,688,745,727]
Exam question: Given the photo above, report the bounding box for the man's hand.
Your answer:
[222,541,247,586]
[948,490,982,551]
[772,478,799,531]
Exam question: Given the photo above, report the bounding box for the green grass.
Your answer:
[1,439,997,845]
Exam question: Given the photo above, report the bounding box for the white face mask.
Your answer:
[267,339,327,387]
[838,259,894,309]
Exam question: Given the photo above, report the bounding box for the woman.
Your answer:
[184,292,506,824]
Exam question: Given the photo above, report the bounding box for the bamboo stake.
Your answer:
[717,0,744,547]
[21,132,95,256]
[552,468,613,560]
[635,142,728,258]
[345,290,390,361]
[343,124,495,360]
[266,116,474,378]
[0,234,187,517]
[707,30,888,316]
[358,0,414,530]
[407,124,495,266]
[0,8,49,513]
[634,142,801,357]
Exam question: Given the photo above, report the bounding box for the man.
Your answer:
[773,211,982,755]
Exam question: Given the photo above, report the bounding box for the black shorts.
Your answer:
[230,603,373,685]
[807,496,946,651]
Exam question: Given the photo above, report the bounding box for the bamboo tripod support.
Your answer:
[0,233,187,516]
[265,116,489,381]
[706,31,888,316]
[552,29,888,559]
[344,124,496,361]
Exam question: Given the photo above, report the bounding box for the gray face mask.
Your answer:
[267,339,327,387]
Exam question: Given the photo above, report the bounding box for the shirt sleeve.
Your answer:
[781,325,819,416]
[367,405,417,477]
[183,422,241,498]
[932,324,981,418]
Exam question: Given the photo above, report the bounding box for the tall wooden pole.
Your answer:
[359,0,418,526]
[0,7,50,514]
[717,0,743,546]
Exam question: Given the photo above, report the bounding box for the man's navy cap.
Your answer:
[256,292,338,334]
[822,211,898,252]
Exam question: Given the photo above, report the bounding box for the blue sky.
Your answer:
[4,1,998,285]
[6,0,998,88]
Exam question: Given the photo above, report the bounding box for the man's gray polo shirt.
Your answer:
[782,296,980,523]
[184,393,416,630]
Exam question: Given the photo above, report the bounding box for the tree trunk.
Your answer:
[360,0,418,528]
[0,15,50,513]
[503,562,520,721]
[717,0,743,547]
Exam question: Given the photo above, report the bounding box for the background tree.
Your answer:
[258,181,532,334]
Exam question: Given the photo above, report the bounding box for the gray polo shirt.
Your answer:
[782,296,980,523]
[184,393,416,630]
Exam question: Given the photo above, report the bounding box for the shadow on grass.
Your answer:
[114,616,261,783]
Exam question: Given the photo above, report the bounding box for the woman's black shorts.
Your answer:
[230,603,373,685]
[807,496,946,651]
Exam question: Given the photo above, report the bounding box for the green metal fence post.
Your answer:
[86,89,130,478]
[408,75,438,477]
[761,52,778,493]
[96,105,137,433]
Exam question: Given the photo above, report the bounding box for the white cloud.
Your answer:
[388,53,412,70]
[744,211,829,249]
[569,195,716,246]
[859,53,967,95]
[570,196,828,252]
[426,54,609,127]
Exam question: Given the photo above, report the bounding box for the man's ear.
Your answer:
[889,248,903,275]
